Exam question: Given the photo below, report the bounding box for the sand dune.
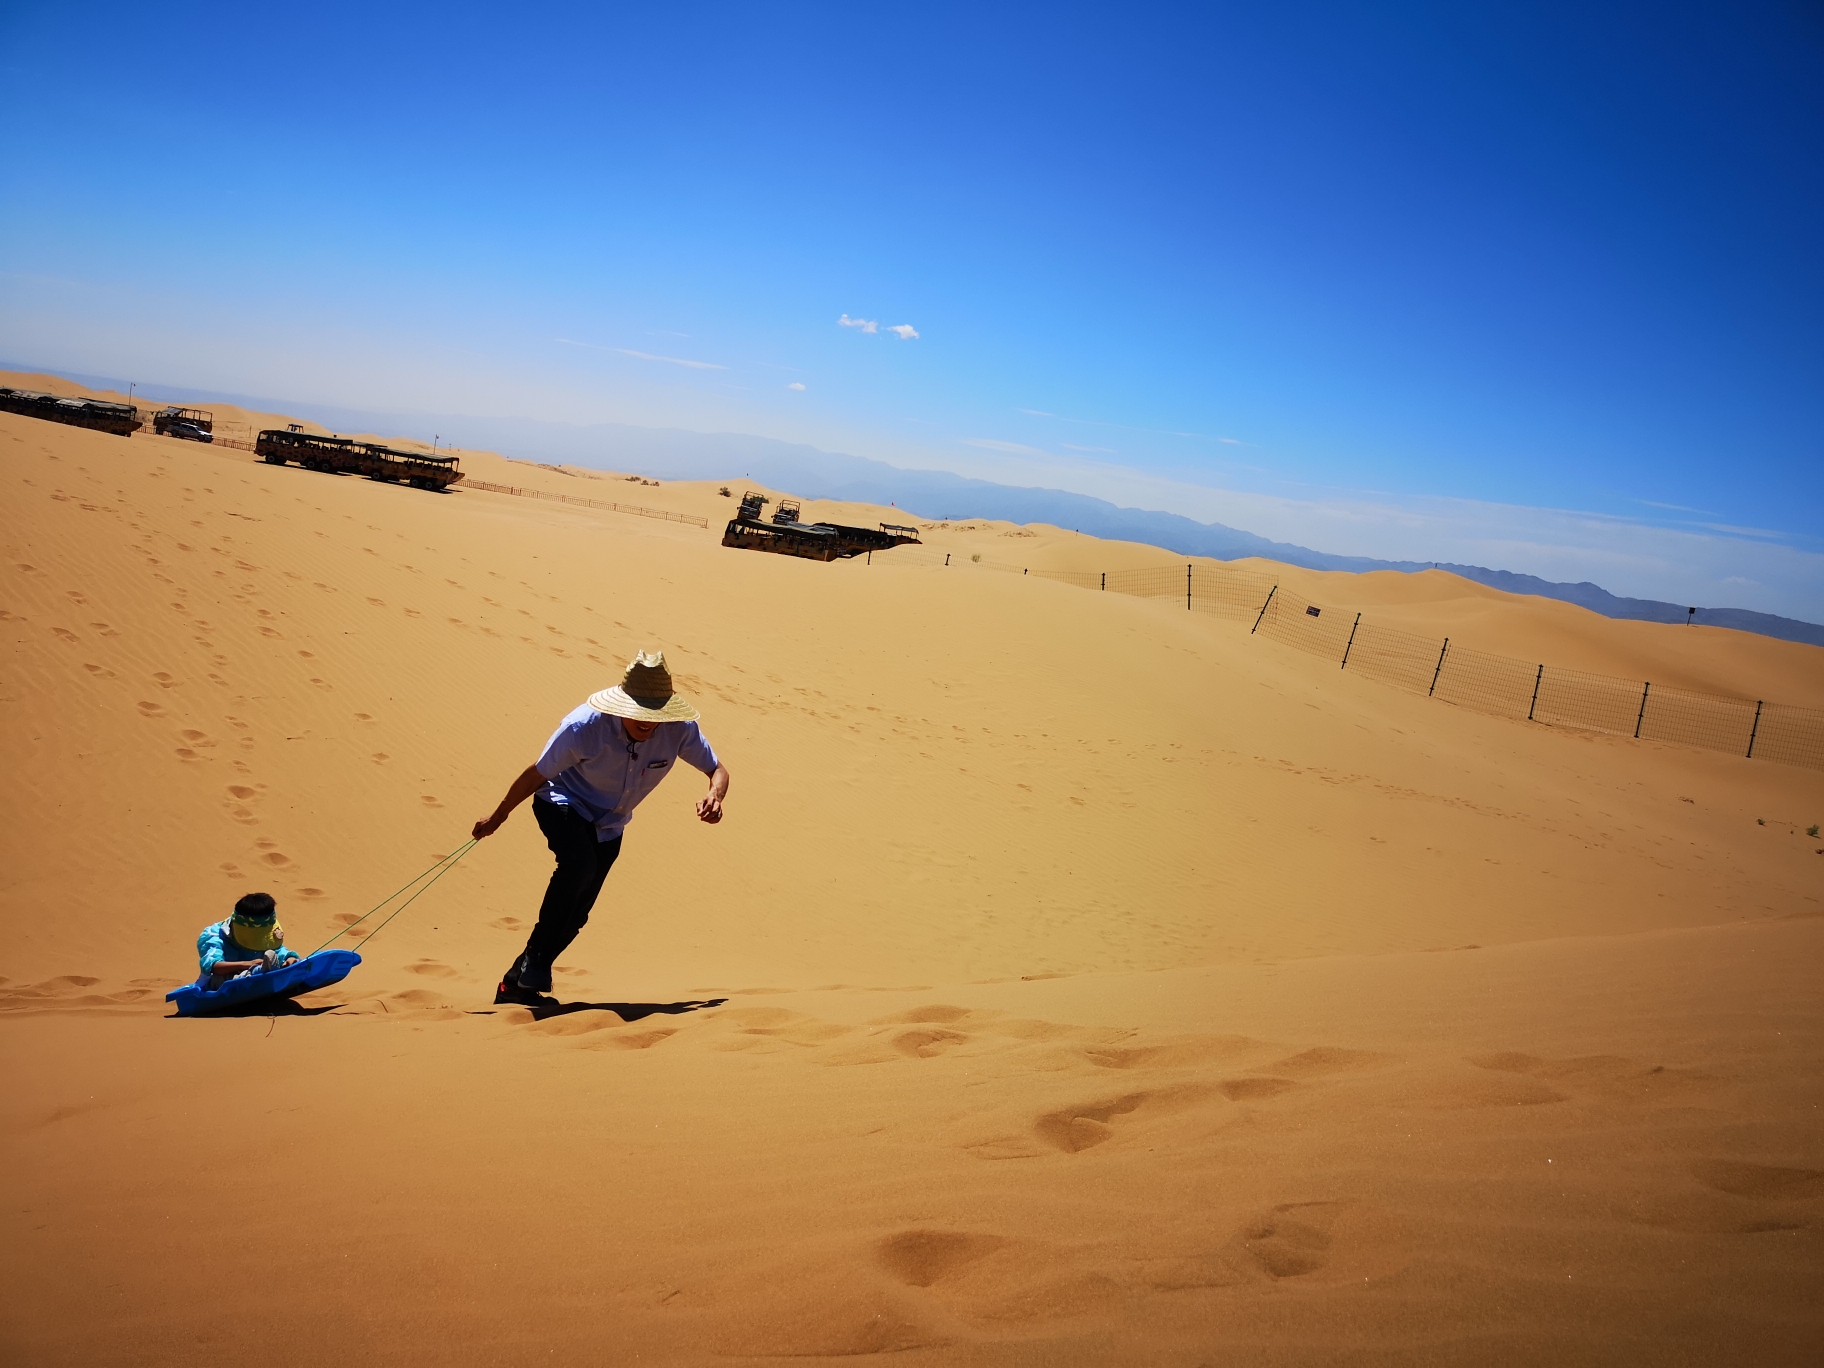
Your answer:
[2,399,1820,1365]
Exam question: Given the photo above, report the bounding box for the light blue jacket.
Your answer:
[196,919,301,976]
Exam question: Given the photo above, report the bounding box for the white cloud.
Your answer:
[558,338,724,370]
[886,323,919,340]
[787,381,806,391]
[611,347,725,370]
[1062,442,1117,454]
[1019,408,1054,417]
[838,314,878,333]
[962,437,1051,458]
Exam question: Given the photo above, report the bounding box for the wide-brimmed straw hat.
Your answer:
[587,650,700,722]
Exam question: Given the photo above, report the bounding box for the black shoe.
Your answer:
[495,976,540,1005]
[511,954,554,994]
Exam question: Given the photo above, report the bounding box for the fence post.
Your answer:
[1528,664,1543,721]
[1634,681,1650,738]
[1251,585,1277,634]
[1340,612,1360,669]
[1429,639,1449,696]
[1747,700,1763,758]
[1187,563,1192,611]
[1101,571,1105,591]
[944,553,950,566]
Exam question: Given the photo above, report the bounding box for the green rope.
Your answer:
[350,840,477,949]
[308,839,478,955]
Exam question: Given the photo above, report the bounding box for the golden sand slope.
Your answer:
[2,407,1820,1365]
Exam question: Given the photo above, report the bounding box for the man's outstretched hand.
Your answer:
[474,763,546,840]
[697,764,730,824]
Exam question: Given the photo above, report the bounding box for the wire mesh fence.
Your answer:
[999,556,1823,773]
[463,479,710,527]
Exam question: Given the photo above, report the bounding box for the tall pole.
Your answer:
[1528,664,1543,721]
[1634,682,1651,739]
[1186,563,1192,611]
[1429,638,1449,696]
[1101,571,1105,591]
[1747,700,1763,758]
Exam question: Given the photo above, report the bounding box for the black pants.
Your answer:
[519,797,622,968]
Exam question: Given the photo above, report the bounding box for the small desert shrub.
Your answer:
[719,486,731,496]
[970,553,981,563]
[1809,824,1820,837]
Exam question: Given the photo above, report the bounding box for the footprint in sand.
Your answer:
[1690,1160,1824,1201]
[82,663,116,678]
[404,960,461,979]
[876,1230,1005,1288]
[883,1005,973,1024]
[152,672,177,688]
[371,753,389,765]
[1468,1052,1711,1102]
[1083,1035,1263,1071]
[1617,1159,1820,1236]
[1269,1047,1391,1078]
[52,627,79,643]
[1032,1084,1223,1154]
[1218,1077,1299,1101]
[421,795,443,808]
[294,888,328,900]
[1232,1202,1346,1279]
[892,1028,969,1059]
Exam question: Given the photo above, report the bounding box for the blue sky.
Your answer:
[3,2,1821,615]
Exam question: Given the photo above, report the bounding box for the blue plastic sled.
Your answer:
[166,950,362,1017]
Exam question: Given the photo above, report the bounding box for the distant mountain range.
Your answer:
[1430,567,1824,647]
[13,364,1823,648]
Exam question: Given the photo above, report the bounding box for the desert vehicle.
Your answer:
[0,387,141,436]
[154,406,215,441]
[722,490,921,562]
[254,428,464,490]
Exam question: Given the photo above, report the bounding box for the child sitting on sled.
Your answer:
[195,892,303,988]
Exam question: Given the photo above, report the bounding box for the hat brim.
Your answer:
[586,684,700,722]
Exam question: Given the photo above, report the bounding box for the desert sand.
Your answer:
[2,382,1820,1366]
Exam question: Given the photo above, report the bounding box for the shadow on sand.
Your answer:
[482,995,728,1024]
[171,999,343,1019]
